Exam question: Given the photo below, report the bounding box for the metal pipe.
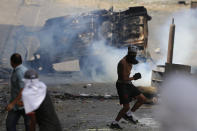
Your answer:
[167,18,175,64]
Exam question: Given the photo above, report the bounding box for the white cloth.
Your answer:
[22,79,47,114]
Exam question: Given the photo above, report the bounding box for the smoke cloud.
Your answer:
[157,8,197,66]
[86,39,154,85]
[1,0,155,86]
[85,40,126,82]
[155,9,197,128]
[156,73,197,131]
[132,62,153,86]
[2,12,154,86]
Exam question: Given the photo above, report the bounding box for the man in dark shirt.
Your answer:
[110,46,147,129]
[22,69,62,131]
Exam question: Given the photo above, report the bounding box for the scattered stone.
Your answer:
[154,48,161,54]
[80,93,90,97]
[76,109,80,112]
[92,106,96,109]
[67,114,72,117]
[121,121,127,124]
[104,94,111,98]
[83,83,92,88]
[152,97,158,104]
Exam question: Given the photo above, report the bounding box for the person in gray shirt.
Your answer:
[6,53,30,131]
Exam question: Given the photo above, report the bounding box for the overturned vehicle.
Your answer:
[24,6,151,76]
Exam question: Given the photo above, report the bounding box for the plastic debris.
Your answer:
[154,48,161,54]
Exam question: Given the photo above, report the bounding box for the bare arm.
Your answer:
[7,71,25,111]
[128,76,134,81]
[11,88,23,105]
[122,73,134,81]
[28,112,36,131]
[6,88,23,111]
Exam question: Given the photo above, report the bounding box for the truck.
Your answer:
[3,6,152,77]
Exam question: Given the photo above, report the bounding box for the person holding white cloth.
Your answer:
[22,69,62,131]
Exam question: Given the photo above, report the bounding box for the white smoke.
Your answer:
[156,73,197,131]
[89,40,126,82]
[89,39,154,85]
[151,9,197,130]
[132,62,153,86]
[1,0,155,86]
[158,8,197,66]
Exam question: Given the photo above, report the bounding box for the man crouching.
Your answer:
[110,46,147,129]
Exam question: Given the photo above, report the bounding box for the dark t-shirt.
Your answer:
[35,92,62,131]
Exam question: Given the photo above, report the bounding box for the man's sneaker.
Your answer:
[110,123,123,130]
[122,114,139,124]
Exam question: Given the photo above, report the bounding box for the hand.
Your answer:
[6,103,14,111]
[17,101,23,107]
[133,73,141,80]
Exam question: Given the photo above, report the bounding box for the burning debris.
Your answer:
[5,6,151,77]
[2,1,197,130]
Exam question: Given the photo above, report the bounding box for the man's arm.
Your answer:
[123,75,134,81]
[6,88,23,111]
[27,112,36,131]
[121,62,141,81]
[6,71,25,111]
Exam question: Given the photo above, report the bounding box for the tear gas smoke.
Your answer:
[0,0,154,86]
[85,40,126,82]
[157,8,197,66]
[132,62,152,86]
[88,39,153,84]
[156,73,197,131]
[1,14,154,86]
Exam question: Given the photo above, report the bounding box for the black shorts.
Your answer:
[116,82,141,105]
